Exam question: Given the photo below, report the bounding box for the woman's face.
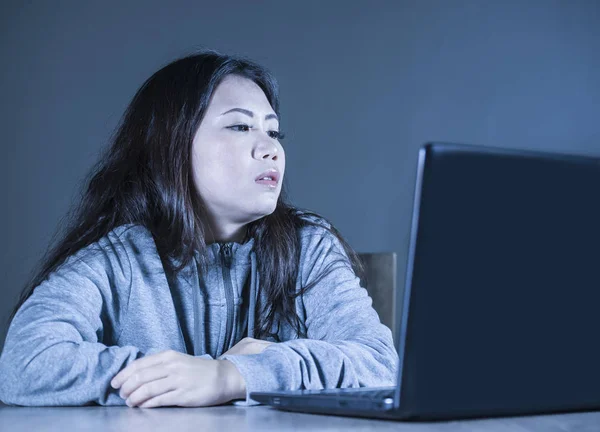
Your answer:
[191,74,285,226]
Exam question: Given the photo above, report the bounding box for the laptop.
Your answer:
[250,142,600,420]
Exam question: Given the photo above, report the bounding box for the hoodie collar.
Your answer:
[195,238,255,266]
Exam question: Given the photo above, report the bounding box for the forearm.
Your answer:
[0,336,146,406]
[221,335,398,405]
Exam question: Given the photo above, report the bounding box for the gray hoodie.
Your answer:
[0,221,398,406]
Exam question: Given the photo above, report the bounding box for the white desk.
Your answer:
[1,404,599,431]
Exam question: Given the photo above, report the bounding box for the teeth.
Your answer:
[260,176,273,181]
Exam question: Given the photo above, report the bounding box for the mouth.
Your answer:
[255,169,280,188]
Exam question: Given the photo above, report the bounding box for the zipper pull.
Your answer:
[221,243,233,267]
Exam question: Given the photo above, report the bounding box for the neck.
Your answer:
[205,220,248,244]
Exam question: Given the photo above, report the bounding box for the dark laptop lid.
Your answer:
[396,143,600,419]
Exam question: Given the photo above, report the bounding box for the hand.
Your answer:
[110,350,246,408]
[218,337,274,359]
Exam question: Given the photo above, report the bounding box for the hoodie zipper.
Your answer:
[220,243,235,353]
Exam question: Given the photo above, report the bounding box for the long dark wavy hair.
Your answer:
[8,50,364,340]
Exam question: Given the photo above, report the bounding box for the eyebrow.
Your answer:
[220,108,278,121]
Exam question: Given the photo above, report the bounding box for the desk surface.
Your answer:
[1,405,599,432]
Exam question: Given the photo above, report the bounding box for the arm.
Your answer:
[0,232,150,406]
[222,227,399,404]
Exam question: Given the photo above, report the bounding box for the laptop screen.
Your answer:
[398,143,600,417]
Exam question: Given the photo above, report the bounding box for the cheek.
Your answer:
[192,144,247,195]
[278,148,286,177]
[192,146,221,192]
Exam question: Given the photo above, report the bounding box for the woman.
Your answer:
[0,50,398,408]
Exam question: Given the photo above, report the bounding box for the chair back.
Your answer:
[358,252,398,344]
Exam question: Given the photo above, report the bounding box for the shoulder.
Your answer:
[293,212,351,281]
[76,223,155,259]
[109,223,156,255]
[295,211,332,238]
[295,211,340,251]
[63,223,157,280]
[106,223,164,273]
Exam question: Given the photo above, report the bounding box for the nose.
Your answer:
[252,137,279,161]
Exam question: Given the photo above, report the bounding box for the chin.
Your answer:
[246,203,278,222]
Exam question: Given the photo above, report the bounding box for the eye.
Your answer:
[227,124,251,132]
[268,130,286,140]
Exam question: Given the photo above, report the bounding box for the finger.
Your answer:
[217,338,251,358]
[119,366,170,400]
[245,338,271,345]
[112,350,174,389]
[126,377,175,407]
[138,389,179,408]
[219,338,273,358]
[252,340,273,348]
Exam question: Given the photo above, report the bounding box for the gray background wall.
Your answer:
[1,0,599,352]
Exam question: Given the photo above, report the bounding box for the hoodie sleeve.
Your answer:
[0,231,153,406]
[222,225,399,405]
